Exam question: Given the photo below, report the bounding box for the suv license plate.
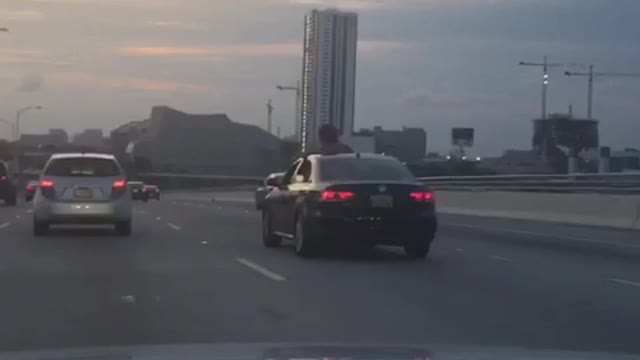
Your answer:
[74,188,93,199]
[370,195,393,208]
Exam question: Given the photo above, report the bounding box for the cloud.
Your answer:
[15,74,44,92]
[146,20,203,30]
[285,0,505,10]
[0,9,46,21]
[49,72,213,94]
[0,48,74,66]
[119,40,419,60]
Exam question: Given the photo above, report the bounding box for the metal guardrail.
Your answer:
[17,170,640,194]
[418,172,640,194]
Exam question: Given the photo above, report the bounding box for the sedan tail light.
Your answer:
[0,176,7,182]
[321,190,355,201]
[410,191,435,202]
[111,179,127,198]
[40,179,56,199]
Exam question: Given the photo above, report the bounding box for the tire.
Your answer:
[294,214,318,258]
[116,221,132,236]
[33,219,49,236]
[404,233,434,259]
[262,211,282,248]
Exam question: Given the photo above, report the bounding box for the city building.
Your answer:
[532,113,599,173]
[373,126,426,162]
[111,106,294,175]
[73,129,104,147]
[19,129,69,147]
[300,8,359,152]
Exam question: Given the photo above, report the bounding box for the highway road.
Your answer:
[0,191,640,355]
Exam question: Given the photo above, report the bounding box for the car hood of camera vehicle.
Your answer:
[0,343,635,360]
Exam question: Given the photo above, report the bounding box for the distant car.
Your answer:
[261,154,437,258]
[0,161,17,206]
[32,153,133,236]
[25,180,39,202]
[128,181,146,201]
[144,185,160,200]
[255,172,284,210]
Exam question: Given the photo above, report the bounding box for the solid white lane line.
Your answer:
[236,258,286,282]
[167,223,182,231]
[610,278,640,288]
[0,222,10,229]
[490,255,513,262]
[441,222,625,247]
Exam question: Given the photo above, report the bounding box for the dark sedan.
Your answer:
[144,185,160,200]
[128,181,146,201]
[25,180,39,202]
[260,153,437,258]
[255,172,284,210]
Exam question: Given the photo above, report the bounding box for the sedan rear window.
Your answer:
[318,157,416,182]
[0,163,6,176]
[44,158,121,177]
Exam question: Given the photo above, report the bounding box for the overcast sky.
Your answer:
[1,0,639,155]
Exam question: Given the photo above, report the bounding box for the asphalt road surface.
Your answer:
[1,191,640,355]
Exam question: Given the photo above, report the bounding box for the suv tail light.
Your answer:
[111,179,127,199]
[410,191,435,202]
[321,190,355,201]
[0,176,7,182]
[40,179,56,199]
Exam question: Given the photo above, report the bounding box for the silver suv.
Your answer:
[33,153,133,236]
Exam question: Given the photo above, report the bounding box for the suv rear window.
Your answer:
[0,163,6,177]
[44,158,121,177]
[318,157,416,182]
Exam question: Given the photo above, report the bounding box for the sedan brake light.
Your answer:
[321,190,355,201]
[40,179,56,199]
[410,191,434,202]
[111,179,127,198]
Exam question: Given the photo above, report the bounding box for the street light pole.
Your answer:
[276,81,301,140]
[14,105,43,174]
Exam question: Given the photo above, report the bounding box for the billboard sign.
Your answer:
[452,128,474,147]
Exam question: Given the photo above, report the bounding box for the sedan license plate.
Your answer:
[370,195,393,208]
[74,188,93,199]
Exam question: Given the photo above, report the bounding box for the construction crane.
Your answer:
[518,56,585,119]
[565,65,640,119]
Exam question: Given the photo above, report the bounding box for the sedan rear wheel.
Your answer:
[262,211,282,248]
[404,233,434,259]
[295,215,317,258]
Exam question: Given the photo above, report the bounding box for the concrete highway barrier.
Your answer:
[435,190,640,231]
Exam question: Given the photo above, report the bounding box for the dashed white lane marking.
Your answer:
[490,255,513,262]
[610,278,640,289]
[201,240,208,245]
[15,215,21,219]
[156,217,161,221]
[167,223,182,231]
[0,222,10,229]
[456,248,463,252]
[236,258,286,282]
[25,209,33,214]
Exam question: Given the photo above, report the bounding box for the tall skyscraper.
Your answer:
[300,9,358,152]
